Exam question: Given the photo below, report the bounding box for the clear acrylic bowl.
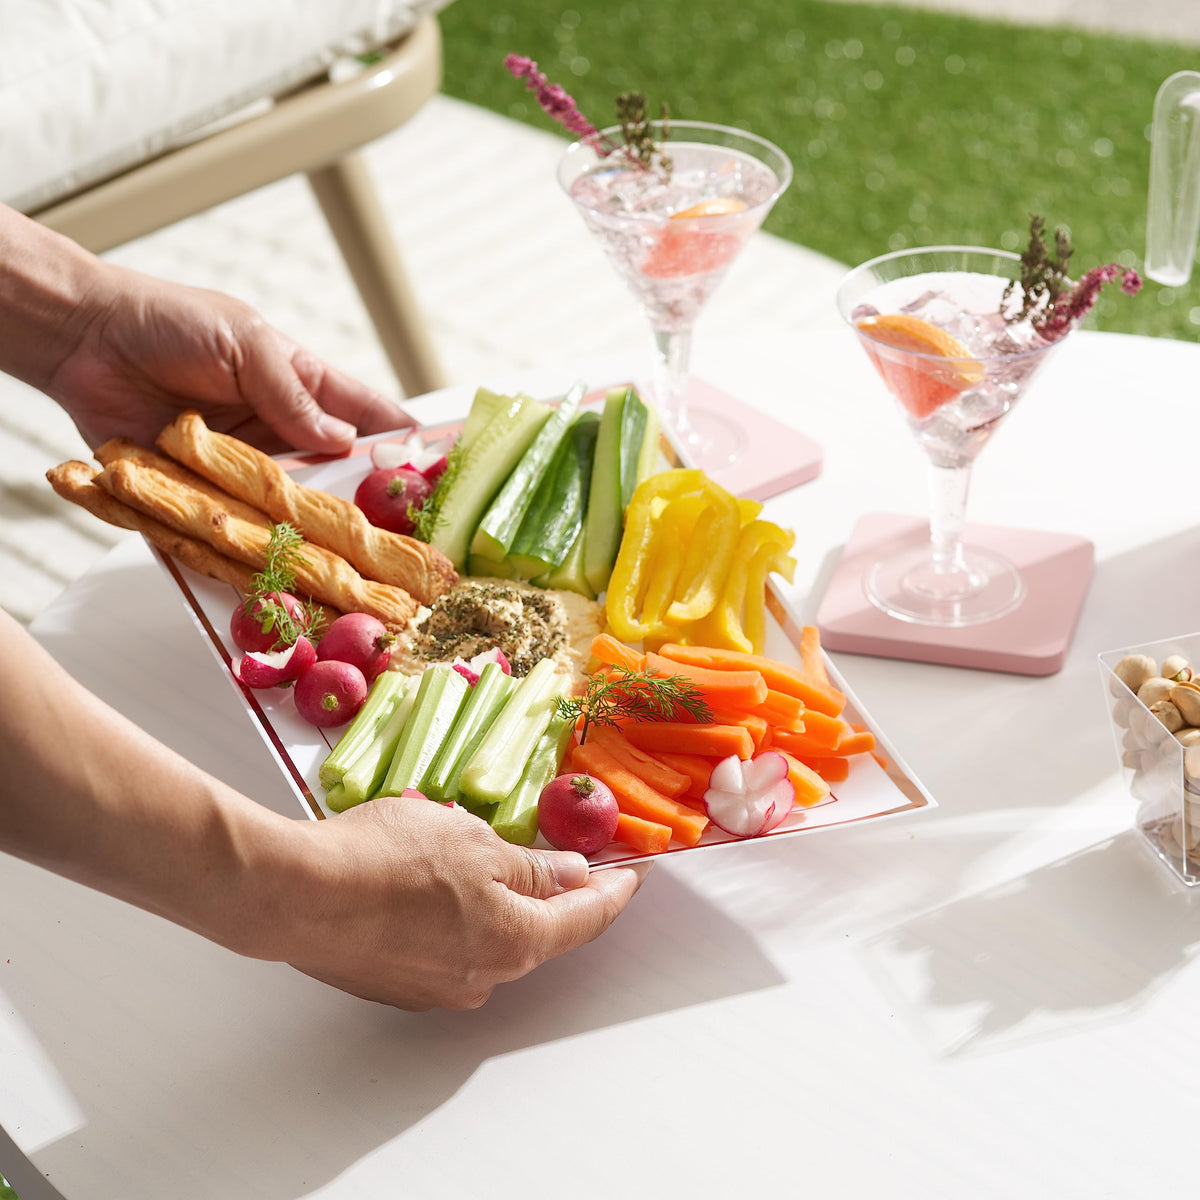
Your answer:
[1099,634,1200,886]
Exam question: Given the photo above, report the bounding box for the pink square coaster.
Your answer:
[816,512,1094,676]
[644,377,824,500]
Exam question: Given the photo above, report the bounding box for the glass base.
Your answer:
[668,405,748,471]
[864,542,1026,628]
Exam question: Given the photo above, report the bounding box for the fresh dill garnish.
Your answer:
[557,665,713,745]
[243,521,312,648]
[409,441,465,542]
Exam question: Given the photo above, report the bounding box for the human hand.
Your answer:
[262,797,647,1011]
[46,261,411,454]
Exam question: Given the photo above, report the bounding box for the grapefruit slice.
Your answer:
[670,196,748,220]
[855,313,983,419]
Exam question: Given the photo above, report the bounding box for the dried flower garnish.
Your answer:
[1003,214,1143,340]
[504,54,670,171]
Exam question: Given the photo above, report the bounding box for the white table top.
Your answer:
[6,327,1200,1199]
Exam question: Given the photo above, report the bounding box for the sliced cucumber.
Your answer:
[458,387,521,451]
[582,388,629,594]
[532,527,592,597]
[430,394,552,570]
[328,674,422,810]
[423,663,517,802]
[507,410,601,579]
[617,387,651,509]
[377,665,470,798]
[459,659,569,806]
[470,382,584,564]
[490,713,574,845]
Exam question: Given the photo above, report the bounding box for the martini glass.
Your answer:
[558,120,791,471]
[837,246,1072,628]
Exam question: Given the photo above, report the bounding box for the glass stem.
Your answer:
[652,327,693,437]
[928,462,972,576]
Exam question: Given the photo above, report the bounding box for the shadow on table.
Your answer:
[11,860,780,1199]
[861,830,1200,1058]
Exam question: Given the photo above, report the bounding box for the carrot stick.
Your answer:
[582,726,691,798]
[768,727,841,760]
[621,721,755,761]
[871,752,890,771]
[800,625,830,685]
[776,751,832,807]
[711,709,769,751]
[787,709,848,751]
[614,812,672,855]
[836,730,877,756]
[794,755,850,783]
[753,688,805,725]
[644,651,768,711]
[656,643,845,717]
[652,751,717,795]
[573,742,709,846]
[589,633,646,672]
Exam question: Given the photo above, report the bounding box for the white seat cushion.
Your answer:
[0,0,449,213]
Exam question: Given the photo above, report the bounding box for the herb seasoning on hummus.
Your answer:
[394,579,603,680]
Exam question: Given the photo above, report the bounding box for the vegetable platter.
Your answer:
[151,383,935,866]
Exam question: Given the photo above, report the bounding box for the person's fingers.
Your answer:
[292,349,412,437]
[534,864,648,958]
[498,843,591,900]
[234,326,358,452]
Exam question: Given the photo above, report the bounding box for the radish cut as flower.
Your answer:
[452,647,513,686]
[703,751,795,838]
[234,636,316,689]
[370,431,455,482]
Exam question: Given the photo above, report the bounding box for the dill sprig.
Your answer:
[557,664,713,745]
[409,441,466,542]
[243,521,312,648]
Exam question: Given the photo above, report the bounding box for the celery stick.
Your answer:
[490,714,574,845]
[378,665,470,798]
[318,671,410,790]
[423,663,517,801]
[459,659,569,806]
[329,674,422,811]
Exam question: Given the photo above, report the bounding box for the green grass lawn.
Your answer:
[440,0,1200,339]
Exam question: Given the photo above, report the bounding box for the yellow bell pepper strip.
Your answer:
[606,469,706,642]
[705,519,796,652]
[640,491,707,633]
[743,545,797,654]
[665,480,741,624]
[737,497,764,526]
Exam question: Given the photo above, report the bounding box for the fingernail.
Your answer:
[317,413,356,444]
[549,852,590,890]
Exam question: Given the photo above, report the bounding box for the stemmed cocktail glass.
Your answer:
[559,121,791,472]
[837,246,1072,628]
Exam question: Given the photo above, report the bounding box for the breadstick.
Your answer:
[46,460,342,625]
[96,455,417,629]
[156,411,457,605]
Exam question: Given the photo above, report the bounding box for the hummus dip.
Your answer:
[391,577,604,683]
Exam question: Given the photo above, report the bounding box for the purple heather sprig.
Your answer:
[504,55,615,152]
[1004,214,1143,341]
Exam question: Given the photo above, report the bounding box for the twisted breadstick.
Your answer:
[96,455,417,629]
[157,411,457,605]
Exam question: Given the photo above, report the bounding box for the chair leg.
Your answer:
[307,150,446,397]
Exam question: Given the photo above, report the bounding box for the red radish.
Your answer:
[451,647,513,685]
[538,773,619,856]
[370,432,454,482]
[230,591,308,653]
[354,465,432,536]
[316,612,396,682]
[233,636,316,689]
[703,752,795,838]
[294,659,368,727]
[401,787,430,801]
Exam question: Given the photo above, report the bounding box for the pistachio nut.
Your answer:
[1150,699,1185,733]
[1186,744,1200,780]
[1176,728,1200,748]
[1171,683,1200,726]
[1138,677,1176,708]
[1163,654,1194,683]
[1113,654,1157,695]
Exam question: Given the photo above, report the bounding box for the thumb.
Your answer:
[498,845,591,900]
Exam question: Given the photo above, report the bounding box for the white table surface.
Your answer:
[6,327,1200,1199]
